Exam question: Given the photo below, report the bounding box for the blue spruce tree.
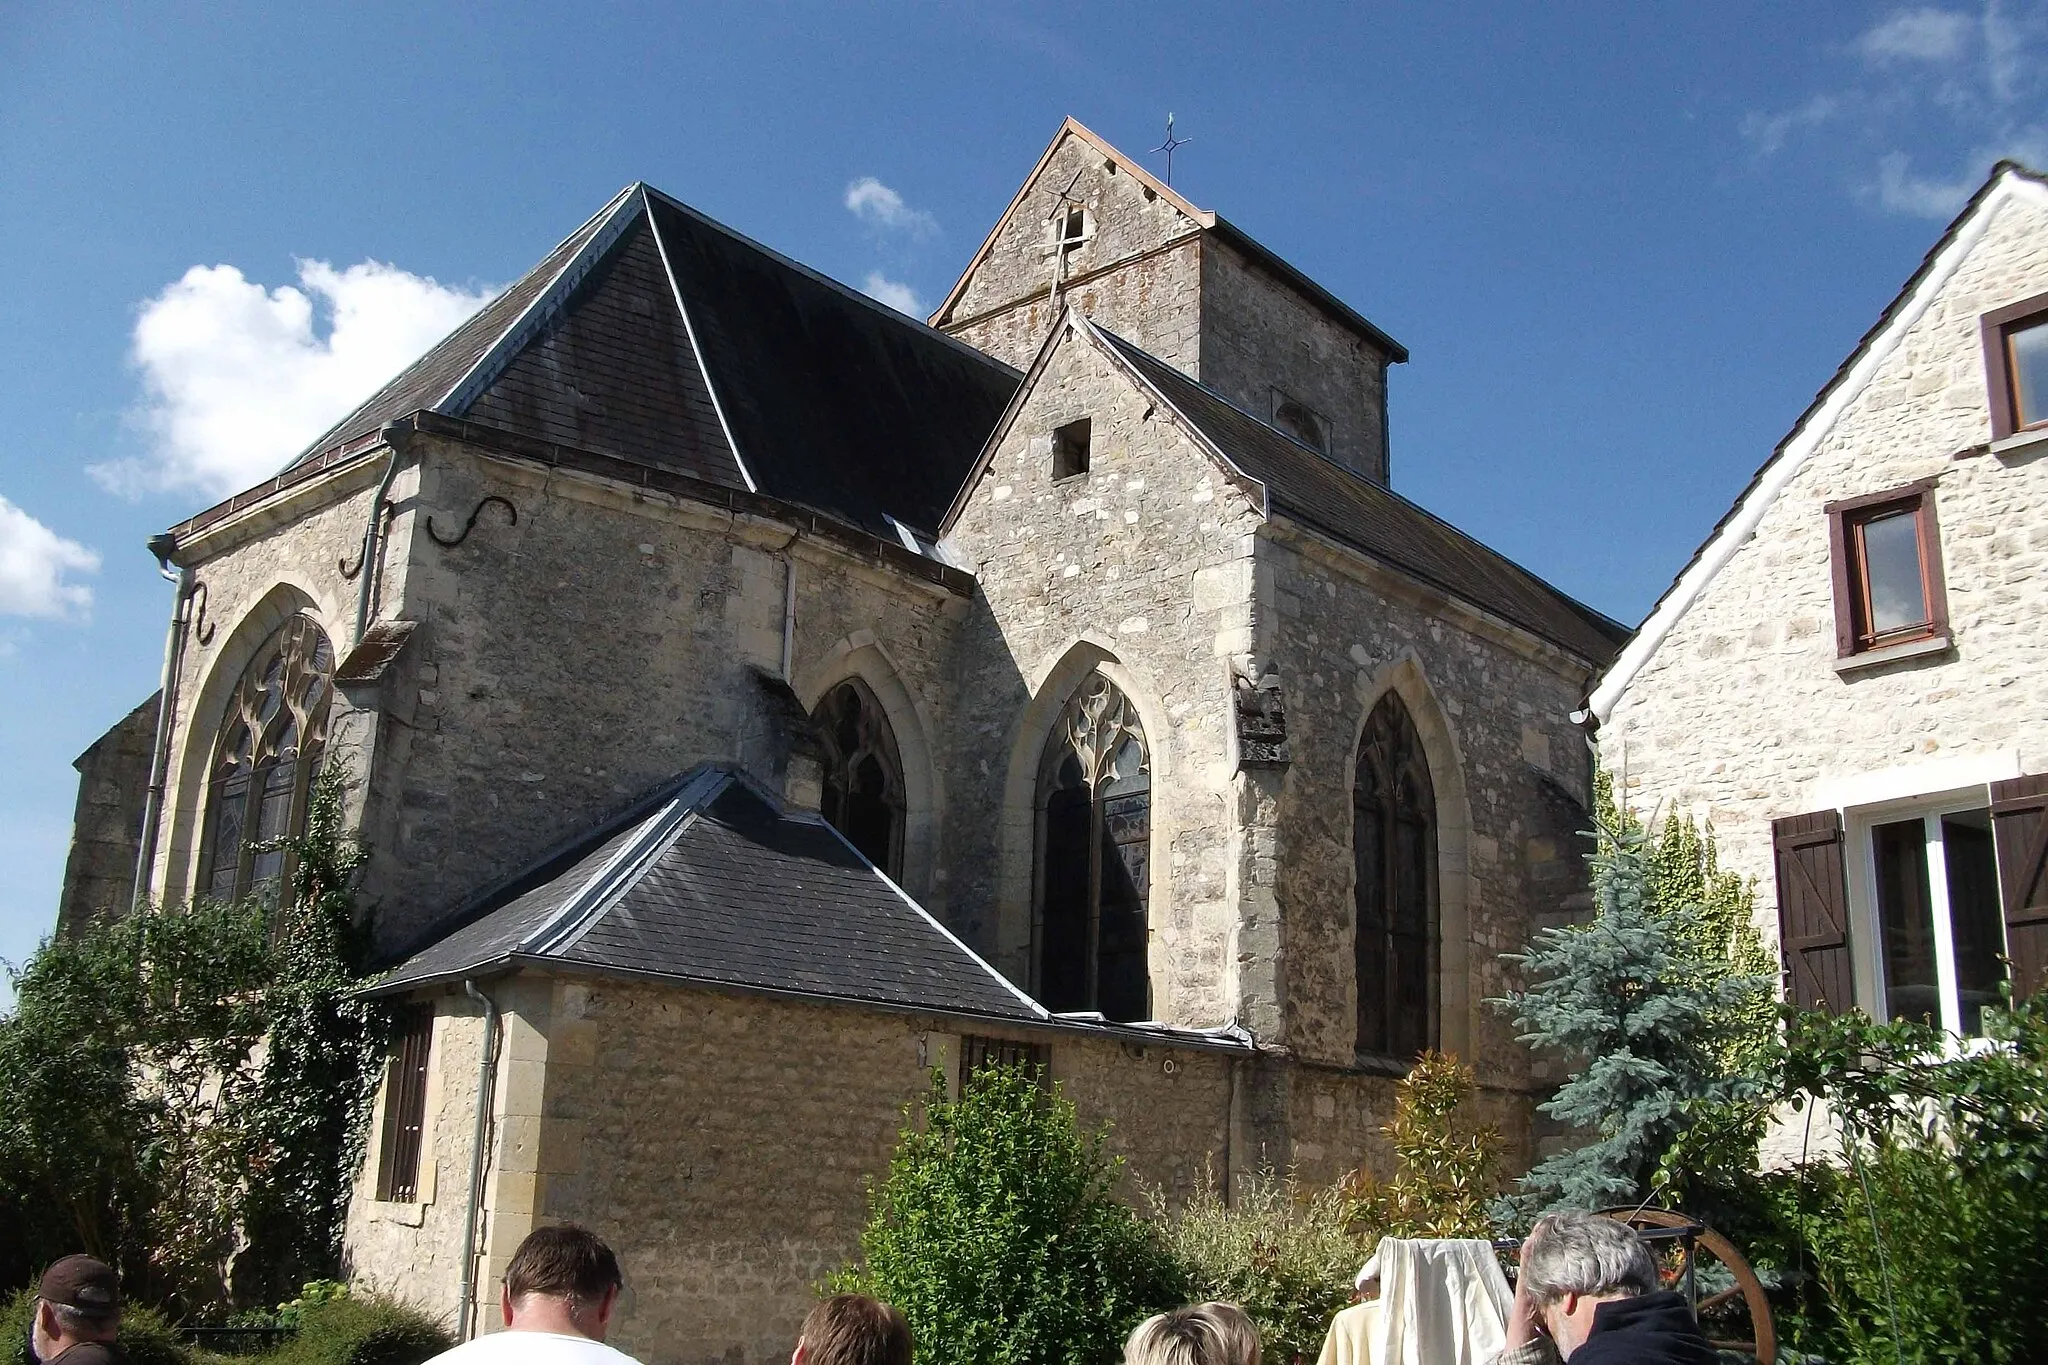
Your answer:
[1500,793,1772,1217]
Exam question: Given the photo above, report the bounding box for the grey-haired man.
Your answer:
[1497,1213,1713,1365]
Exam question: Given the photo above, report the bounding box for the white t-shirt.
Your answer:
[422,1330,646,1365]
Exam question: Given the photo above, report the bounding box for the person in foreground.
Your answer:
[1495,1212,1714,1365]
[1125,1302,1260,1365]
[789,1294,912,1365]
[28,1256,124,1365]
[422,1224,644,1365]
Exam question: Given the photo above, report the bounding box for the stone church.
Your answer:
[58,118,1625,1359]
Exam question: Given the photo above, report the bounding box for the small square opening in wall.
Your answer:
[1053,418,1091,480]
[1060,206,1087,248]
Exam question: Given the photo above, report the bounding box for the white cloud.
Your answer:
[1742,95,1842,156]
[1858,8,1975,63]
[97,259,497,499]
[0,496,99,620]
[845,177,938,237]
[861,272,925,316]
[1872,150,1986,214]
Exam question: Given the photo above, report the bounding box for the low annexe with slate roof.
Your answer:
[365,763,1256,1056]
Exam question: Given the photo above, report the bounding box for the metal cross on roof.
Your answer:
[1150,113,1191,186]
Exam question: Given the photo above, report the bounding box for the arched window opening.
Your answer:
[1036,673,1151,1022]
[813,679,906,878]
[1354,691,1438,1060]
[198,612,334,903]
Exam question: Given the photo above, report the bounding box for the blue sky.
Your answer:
[4,1,2045,980]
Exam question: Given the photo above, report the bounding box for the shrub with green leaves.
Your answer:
[264,1294,451,1365]
[1152,1167,1363,1365]
[832,1065,1185,1365]
[1,1290,192,1365]
[1339,1051,1501,1239]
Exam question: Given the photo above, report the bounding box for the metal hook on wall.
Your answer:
[338,501,392,580]
[426,495,518,549]
[190,579,215,646]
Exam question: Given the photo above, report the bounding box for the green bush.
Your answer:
[1,1291,193,1365]
[262,1295,450,1365]
[832,1065,1185,1365]
[1152,1168,1363,1365]
[1338,1051,1500,1240]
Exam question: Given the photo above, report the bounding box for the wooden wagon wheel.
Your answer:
[1597,1206,1775,1364]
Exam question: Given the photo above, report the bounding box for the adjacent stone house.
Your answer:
[1588,162,2048,1061]
[59,119,1625,1360]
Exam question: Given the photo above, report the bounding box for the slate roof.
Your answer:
[367,765,1045,1024]
[1093,325,1631,665]
[291,185,1020,541]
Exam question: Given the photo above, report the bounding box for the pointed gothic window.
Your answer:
[1036,673,1151,1021]
[198,612,335,903]
[813,679,906,878]
[1353,691,1437,1060]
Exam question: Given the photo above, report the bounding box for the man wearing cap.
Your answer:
[29,1256,123,1365]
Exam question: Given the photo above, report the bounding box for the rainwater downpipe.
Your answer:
[354,419,413,646]
[780,548,797,681]
[132,538,194,915]
[458,978,502,1342]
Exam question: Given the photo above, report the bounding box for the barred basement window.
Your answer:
[375,1006,434,1202]
[197,612,335,903]
[1035,673,1150,1022]
[958,1034,1050,1091]
[812,679,906,877]
[1353,691,1438,1061]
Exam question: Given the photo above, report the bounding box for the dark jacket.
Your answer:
[1566,1291,1715,1365]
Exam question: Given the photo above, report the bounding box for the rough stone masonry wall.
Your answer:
[1602,191,2048,987]
[941,326,1265,1025]
[943,131,1208,372]
[149,458,405,908]
[1260,530,1596,1096]
[1201,240,1391,483]
[343,993,490,1330]
[56,692,160,931]
[361,437,964,948]
[469,975,1234,1365]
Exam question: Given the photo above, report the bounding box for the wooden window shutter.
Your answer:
[1990,774,2048,1000]
[1772,811,1854,1014]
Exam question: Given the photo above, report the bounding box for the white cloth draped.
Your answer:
[1316,1238,1513,1365]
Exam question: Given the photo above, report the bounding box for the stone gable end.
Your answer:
[1603,184,2048,1013]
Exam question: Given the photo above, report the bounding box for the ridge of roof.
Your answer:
[1586,160,2048,723]
[436,183,650,416]
[1090,324,1627,661]
[643,184,1019,377]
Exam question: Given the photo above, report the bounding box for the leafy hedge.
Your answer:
[0,1290,450,1365]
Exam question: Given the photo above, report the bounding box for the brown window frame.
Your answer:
[374,1005,434,1203]
[1980,290,2048,440]
[1825,479,1949,658]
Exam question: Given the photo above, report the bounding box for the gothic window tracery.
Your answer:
[1036,673,1151,1022]
[813,679,906,878]
[1353,691,1437,1060]
[198,612,334,903]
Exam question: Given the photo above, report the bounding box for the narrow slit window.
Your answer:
[375,1005,434,1202]
[1060,206,1087,248]
[1053,419,1092,481]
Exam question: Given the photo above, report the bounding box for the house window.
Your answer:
[1980,291,2048,440]
[375,1005,434,1202]
[1035,673,1150,1022]
[1774,780,2045,1035]
[1271,392,1330,454]
[198,612,335,903]
[812,679,906,878]
[1869,807,2007,1035]
[958,1034,1050,1091]
[1353,691,1438,1061]
[1826,482,1948,657]
[1053,419,1092,480]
